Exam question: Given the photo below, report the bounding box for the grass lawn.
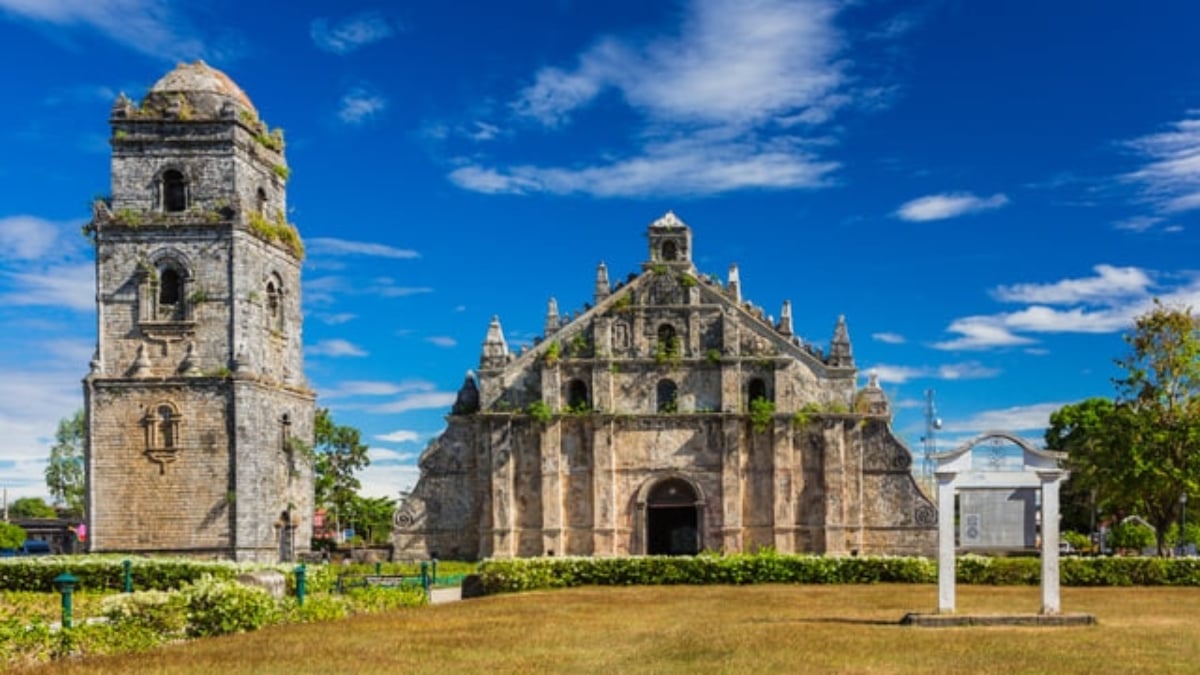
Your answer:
[27,584,1200,674]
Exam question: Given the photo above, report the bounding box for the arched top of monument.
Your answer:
[143,61,257,118]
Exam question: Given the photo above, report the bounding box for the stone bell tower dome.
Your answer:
[84,62,314,562]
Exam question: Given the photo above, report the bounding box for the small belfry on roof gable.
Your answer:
[544,298,560,336]
[779,300,794,337]
[480,315,509,369]
[595,262,610,303]
[646,210,693,265]
[828,314,854,367]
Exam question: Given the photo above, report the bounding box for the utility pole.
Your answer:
[920,389,942,479]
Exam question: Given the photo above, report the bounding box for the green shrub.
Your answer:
[182,575,278,637]
[101,589,186,634]
[1109,520,1156,552]
[0,522,25,550]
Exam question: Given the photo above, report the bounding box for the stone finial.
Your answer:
[728,264,741,303]
[132,342,151,376]
[651,210,686,229]
[855,369,890,415]
[828,314,854,368]
[779,300,794,336]
[179,341,201,376]
[89,349,102,375]
[545,297,560,336]
[595,262,611,303]
[452,371,481,415]
[480,315,509,369]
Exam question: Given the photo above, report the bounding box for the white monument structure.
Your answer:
[932,432,1068,615]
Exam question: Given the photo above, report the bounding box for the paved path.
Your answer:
[430,586,462,604]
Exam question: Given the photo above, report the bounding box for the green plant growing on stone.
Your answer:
[247,209,304,259]
[612,293,633,313]
[568,333,591,358]
[526,400,553,424]
[750,398,776,434]
[792,402,821,429]
[824,401,849,414]
[651,263,668,276]
[706,348,722,364]
[189,288,209,304]
[655,336,682,368]
[115,207,145,227]
[272,164,290,181]
[543,341,561,366]
[678,273,697,288]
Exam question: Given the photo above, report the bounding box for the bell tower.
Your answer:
[84,62,314,562]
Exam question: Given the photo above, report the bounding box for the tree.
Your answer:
[1045,397,1117,532]
[313,408,370,538]
[45,409,86,517]
[8,497,57,519]
[345,494,397,545]
[1047,302,1200,555]
[0,522,26,550]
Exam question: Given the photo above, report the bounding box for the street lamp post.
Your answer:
[1181,493,1189,556]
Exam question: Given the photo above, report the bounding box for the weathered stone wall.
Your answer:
[86,381,232,554]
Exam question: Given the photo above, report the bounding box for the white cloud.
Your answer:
[366,391,457,414]
[1121,114,1200,214]
[0,262,95,311]
[356,462,420,500]
[425,336,456,348]
[941,403,1066,434]
[869,361,999,384]
[371,279,433,298]
[319,379,437,399]
[314,312,356,325]
[895,192,1009,222]
[306,339,367,358]
[453,0,852,198]
[338,87,386,125]
[311,11,395,54]
[992,264,1153,305]
[0,215,60,259]
[308,238,419,259]
[933,316,1036,351]
[1113,215,1163,232]
[450,132,838,197]
[375,429,421,444]
[871,332,905,344]
[0,0,207,61]
[367,447,416,463]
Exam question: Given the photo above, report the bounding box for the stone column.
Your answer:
[822,424,847,554]
[540,420,563,556]
[720,417,743,551]
[1039,470,1065,615]
[592,420,617,555]
[489,420,515,557]
[936,471,957,613]
[772,418,794,553]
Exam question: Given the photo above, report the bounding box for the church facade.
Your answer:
[83,63,314,562]
[394,212,937,559]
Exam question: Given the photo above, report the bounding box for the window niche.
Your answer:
[160,169,188,212]
[265,273,284,335]
[656,379,678,413]
[143,402,182,471]
[138,258,192,325]
[567,379,590,412]
[748,378,770,405]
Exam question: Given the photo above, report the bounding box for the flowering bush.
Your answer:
[182,575,278,637]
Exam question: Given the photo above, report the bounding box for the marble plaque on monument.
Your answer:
[959,488,1037,550]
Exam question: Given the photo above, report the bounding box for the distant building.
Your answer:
[83,62,314,562]
[394,212,937,559]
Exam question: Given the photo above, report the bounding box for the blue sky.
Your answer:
[1,0,1199,504]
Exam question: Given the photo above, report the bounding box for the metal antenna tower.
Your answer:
[921,389,942,477]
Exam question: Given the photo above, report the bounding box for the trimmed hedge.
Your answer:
[0,557,287,593]
[477,553,1200,594]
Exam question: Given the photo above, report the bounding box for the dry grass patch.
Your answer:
[25,584,1200,674]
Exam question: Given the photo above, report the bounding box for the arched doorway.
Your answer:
[646,478,700,555]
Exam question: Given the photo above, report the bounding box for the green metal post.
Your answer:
[53,572,79,630]
[295,564,307,607]
[432,557,439,585]
[375,561,382,575]
[123,559,133,593]
[420,561,430,596]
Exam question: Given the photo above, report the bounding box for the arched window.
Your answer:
[656,379,678,413]
[748,378,769,404]
[162,169,187,212]
[661,241,678,261]
[144,402,181,450]
[256,187,268,216]
[567,379,590,411]
[157,266,186,320]
[657,324,676,344]
[266,275,284,332]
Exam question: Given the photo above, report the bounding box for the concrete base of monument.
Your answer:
[900,612,1097,627]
